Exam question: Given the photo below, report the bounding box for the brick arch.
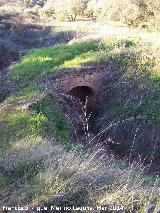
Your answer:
[50,67,107,102]
[60,76,97,94]
[66,81,95,93]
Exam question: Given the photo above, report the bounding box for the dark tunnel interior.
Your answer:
[68,86,94,104]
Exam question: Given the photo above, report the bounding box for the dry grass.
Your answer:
[54,20,160,46]
[0,135,159,212]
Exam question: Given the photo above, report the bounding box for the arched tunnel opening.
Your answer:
[68,86,95,106]
[66,86,101,137]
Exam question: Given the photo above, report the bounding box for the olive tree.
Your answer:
[100,0,160,29]
[54,0,85,21]
[85,0,101,18]
[40,0,55,18]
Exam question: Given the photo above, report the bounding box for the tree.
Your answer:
[99,0,160,29]
[54,0,85,21]
[40,0,55,18]
[85,0,101,18]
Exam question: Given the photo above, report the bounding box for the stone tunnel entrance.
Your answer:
[68,86,95,107]
[66,86,97,139]
[49,67,105,141]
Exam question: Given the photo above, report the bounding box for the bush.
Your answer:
[99,0,121,21]
[32,95,70,141]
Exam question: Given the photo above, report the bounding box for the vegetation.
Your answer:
[0,42,19,69]
[54,0,85,21]
[19,0,160,30]
[36,0,85,20]
[1,0,160,30]
[8,38,160,168]
[0,136,160,211]
[0,85,70,149]
[11,40,100,87]
[1,0,160,211]
[85,0,101,18]
[100,0,160,30]
[10,39,160,120]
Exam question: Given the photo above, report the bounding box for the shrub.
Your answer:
[32,95,70,141]
[99,0,123,21]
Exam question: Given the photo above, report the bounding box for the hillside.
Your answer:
[0,0,160,212]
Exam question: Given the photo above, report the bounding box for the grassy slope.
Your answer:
[11,38,160,124]
[11,40,100,87]
[0,38,160,211]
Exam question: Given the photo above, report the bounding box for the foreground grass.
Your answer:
[0,136,160,212]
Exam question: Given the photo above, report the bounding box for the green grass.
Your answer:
[0,136,159,211]
[0,83,70,152]
[10,38,139,87]
[0,109,46,149]
[101,42,160,126]
[32,95,70,141]
[11,40,100,87]
[10,38,140,87]
[0,177,6,192]
[0,96,70,150]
